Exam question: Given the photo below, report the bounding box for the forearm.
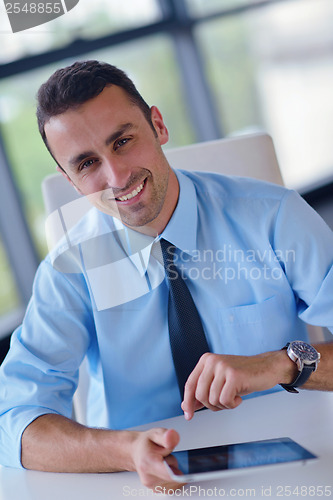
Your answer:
[302,341,333,391]
[21,414,181,491]
[182,341,333,418]
[263,341,333,392]
[21,413,138,473]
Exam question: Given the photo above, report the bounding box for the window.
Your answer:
[0,70,58,257]
[0,0,162,64]
[195,0,333,189]
[186,0,264,17]
[0,237,20,318]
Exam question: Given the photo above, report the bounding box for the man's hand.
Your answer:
[131,428,185,492]
[22,414,184,491]
[181,351,297,420]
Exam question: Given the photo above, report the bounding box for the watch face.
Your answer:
[290,341,318,362]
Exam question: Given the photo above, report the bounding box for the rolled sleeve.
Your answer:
[273,190,333,332]
[0,258,93,468]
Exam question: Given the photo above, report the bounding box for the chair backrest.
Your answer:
[165,132,283,184]
[41,132,284,215]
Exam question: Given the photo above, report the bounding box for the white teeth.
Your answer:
[117,181,144,202]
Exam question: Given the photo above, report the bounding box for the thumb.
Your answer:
[149,428,180,456]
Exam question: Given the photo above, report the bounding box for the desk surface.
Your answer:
[1,390,332,500]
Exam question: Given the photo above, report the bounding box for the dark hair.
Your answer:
[36,60,156,152]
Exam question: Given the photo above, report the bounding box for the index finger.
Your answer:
[181,357,205,419]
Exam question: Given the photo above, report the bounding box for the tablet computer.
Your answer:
[164,437,317,483]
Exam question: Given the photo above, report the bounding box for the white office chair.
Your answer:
[41,132,324,423]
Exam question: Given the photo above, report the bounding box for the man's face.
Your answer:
[44,85,179,235]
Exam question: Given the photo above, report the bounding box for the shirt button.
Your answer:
[229,314,234,323]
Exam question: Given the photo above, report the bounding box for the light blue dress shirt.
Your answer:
[0,170,332,468]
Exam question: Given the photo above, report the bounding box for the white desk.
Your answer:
[1,390,332,500]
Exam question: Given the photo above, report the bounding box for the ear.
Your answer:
[56,165,82,194]
[150,106,169,146]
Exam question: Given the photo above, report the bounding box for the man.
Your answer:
[0,60,332,491]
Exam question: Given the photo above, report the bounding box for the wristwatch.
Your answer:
[280,340,320,393]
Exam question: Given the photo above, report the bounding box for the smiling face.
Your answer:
[44,85,179,236]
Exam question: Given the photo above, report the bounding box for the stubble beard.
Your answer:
[118,168,170,229]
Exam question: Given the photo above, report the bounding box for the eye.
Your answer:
[114,137,130,150]
[79,159,97,171]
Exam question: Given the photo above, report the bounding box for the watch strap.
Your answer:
[280,363,316,393]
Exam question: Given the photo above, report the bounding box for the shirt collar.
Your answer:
[113,217,154,276]
[160,169,198,255]
[114,169,198,276]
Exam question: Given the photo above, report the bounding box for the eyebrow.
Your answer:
[68,123,136,168]
[105,122,135,147]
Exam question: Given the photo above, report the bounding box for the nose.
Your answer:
[101,155,131,190]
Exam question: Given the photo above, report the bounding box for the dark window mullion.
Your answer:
[168,0,223,141]
[0,130,39,305]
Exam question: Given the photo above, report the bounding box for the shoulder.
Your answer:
[178,169,290,203]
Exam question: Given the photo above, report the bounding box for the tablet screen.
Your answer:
[170,437,316,475]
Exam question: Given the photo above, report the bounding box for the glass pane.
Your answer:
[0,0,162,64]
[0,34,195,258]
[186,0,264,17]
[0,69,58,257]
[196,0,333,189]
[0,237,20,317]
